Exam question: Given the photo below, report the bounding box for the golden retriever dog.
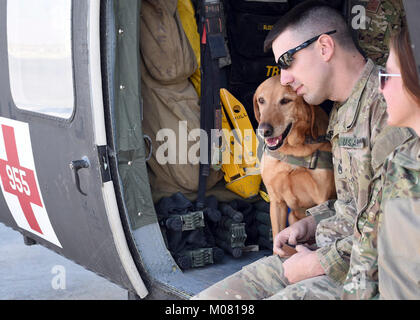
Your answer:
[253,75,336,244]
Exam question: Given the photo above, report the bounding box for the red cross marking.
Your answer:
[0,125,43,234]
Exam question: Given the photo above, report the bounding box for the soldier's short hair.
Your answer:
[264,0,356,53]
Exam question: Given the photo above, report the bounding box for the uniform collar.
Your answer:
[392,130,420,171]
[414,132,420,163]
[335,59,375,108]
[336,59,378,131]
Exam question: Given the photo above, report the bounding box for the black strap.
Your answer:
[264,145,333,170]
[196,0,227,210]
[305,135,329,144]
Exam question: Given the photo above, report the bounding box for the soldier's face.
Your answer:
[381,49,416,127]
[272,29,329,105]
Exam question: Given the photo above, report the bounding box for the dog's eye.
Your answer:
[258,97,265,104]
[280,98,292,105]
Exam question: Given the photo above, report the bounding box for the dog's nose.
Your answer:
[258,123,274,138]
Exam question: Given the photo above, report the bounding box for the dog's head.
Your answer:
[253,75,322,151]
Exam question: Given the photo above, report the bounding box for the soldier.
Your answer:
[343,27,420,299]
[351,0,406,67]
[192,0,410,300]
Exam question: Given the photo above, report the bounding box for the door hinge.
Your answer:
[97,145,112,183]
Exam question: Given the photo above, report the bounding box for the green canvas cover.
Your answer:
[113,0,157,229]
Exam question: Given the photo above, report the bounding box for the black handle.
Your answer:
[69,157,90,196]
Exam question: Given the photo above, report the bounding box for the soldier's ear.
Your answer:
[318,34,334,62]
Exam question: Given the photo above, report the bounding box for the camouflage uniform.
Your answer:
[192,59,409,300]
[341,170,384,299]
[339,0,411,300]
[312,59,410,286]
[342,132,420,300]
[350,0,406,66]
[338,59,412,300]
[378,135,420,299]
[191,255,343,300]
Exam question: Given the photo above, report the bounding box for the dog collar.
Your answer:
[264,146,333,170]
[305,135,329,144]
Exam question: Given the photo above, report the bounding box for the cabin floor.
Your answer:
[182,248,271,295]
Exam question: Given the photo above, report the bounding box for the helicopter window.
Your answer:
[7,0,74,119]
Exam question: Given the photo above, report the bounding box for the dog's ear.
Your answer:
[253,92,261,123]
[310,104,319,139]
[310,105,330,139]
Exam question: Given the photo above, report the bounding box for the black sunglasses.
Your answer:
[277,30,337,70]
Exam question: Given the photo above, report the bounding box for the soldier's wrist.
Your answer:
[304,215,317,238]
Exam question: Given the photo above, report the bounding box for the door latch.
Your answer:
[69,156,90,196]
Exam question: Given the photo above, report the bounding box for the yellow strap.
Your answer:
[259,190,270,203]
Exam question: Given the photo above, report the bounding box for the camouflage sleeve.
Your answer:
[378,197,420,299]
[307,199,355,284]
[306,200,354,284]
[314,200,357,284]
[316,237,352,284]
[342,175,383,299]
[305,200,336,225]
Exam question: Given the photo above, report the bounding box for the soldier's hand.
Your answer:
[283,245,325,284]
[273,216,317,257]
[273,227,295,257]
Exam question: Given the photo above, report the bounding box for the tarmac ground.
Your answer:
[0,223,127,300]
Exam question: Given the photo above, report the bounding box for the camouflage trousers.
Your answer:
[191,255,342,300]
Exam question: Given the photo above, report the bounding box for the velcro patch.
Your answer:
[338,137,366,149]
[366,0,380,13]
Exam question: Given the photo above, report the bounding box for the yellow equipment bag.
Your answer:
[177,0,201,97]
[219,89,261,198]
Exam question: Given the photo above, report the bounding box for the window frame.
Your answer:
[6,0,76,123]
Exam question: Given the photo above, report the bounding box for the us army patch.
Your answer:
[366,0,380,13]
[338,136,366,148]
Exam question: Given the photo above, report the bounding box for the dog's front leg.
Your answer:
[270,200,288,247]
